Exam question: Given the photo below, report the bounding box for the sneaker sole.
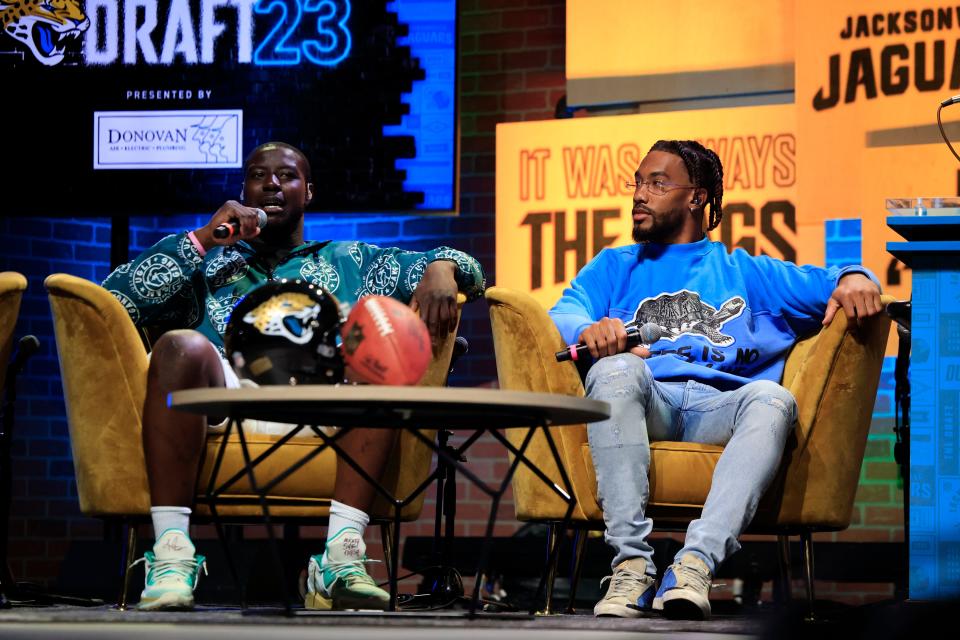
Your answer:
[594,602,643,618]
[331,595,389,611]
[304,591,333,610]
[137,592,195,611]
[305,591,388,611]
[661,594,710,620]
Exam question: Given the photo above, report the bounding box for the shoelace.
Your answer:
[671,561,711,592]
[130,556,208,591]
[322,557,382,589]
[600,566,649,599]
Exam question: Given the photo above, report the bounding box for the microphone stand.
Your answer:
[401,338,469,610]
[400,338,511,611]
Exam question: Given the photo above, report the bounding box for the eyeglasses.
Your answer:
[625,179,697,196]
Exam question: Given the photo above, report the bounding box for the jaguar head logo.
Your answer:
[1,0,89,66]
[243,292,321,346]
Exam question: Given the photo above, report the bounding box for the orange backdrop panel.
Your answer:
[795,1,960,304]
[566,0,794,79]
[495,104,800,309]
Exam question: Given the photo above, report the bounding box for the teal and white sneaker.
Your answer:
[132,529,207,611]
[304,527,389,611]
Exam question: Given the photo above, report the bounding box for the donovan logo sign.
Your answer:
[93,109,242,168]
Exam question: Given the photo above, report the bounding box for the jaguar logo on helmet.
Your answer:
[225,279,344,386]
[243,292,321,345]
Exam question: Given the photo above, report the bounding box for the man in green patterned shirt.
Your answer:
[103,141,485,611]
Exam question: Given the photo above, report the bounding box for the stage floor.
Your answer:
[1,599,944,639]
[0,604,771,639]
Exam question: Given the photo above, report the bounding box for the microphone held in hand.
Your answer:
[213,208,268,239]
[555,322,662,362]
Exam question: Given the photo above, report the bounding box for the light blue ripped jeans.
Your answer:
[585,353,797,576]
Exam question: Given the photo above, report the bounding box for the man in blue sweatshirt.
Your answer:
[549,140,882,620]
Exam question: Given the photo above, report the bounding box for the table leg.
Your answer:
[470,426,537,615]
[204,417,247,608]
[234,419,294,614]
[486,423,576,615]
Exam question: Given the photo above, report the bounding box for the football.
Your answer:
[341,295,432,385]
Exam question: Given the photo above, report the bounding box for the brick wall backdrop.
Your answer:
[0,0,904,606]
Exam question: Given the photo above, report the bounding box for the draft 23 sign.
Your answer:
[0,0,431,215]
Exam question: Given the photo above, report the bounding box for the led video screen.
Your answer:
[1,0,458,215]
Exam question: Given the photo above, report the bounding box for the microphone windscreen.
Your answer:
[254,208,267,229]
[638,322,661,344]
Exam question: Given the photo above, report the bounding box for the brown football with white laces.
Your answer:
[340,295,431,385]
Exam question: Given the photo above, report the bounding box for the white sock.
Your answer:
[151,506,191,540]
[326,500,369,541]
[323,501,370,565]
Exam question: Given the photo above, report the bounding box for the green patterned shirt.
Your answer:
[102,232,485,351]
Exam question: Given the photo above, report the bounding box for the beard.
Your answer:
[632,214,674,244]
[257,208,304,244]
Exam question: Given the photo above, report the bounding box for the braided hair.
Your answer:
[649,140,724,231]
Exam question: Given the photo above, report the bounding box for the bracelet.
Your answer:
[187,230,207,257]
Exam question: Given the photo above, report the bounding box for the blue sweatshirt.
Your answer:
[549,238,878,390]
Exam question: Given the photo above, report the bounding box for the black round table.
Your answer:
[170,385,609,614]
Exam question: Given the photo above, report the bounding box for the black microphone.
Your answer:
[8,335,40,377]
[213,208,267,239]
[941,94,960,107]
[555,322,662,362]
[448,336,469,376]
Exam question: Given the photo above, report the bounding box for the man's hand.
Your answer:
[410,260,459,347]
[192,200,265,250]
[578,317,651,360]
[822,273,883,330]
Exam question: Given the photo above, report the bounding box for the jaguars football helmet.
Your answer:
[225,279,344,385]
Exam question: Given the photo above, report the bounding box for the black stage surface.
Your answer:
[0,600,950,640]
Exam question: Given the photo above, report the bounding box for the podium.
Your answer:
[887,198,960,600]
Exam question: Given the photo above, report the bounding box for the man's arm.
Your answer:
[355,243,486,343]
[102,200,267,329]
[822,271,884,329]
[101,232,204,328]
[548,249,614,346]
[750,256,883,334]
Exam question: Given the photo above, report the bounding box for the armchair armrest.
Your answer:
[754,295,894,530]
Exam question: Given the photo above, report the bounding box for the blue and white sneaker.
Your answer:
[594,558,656,617]
[132,529,207,611]
[304,527,389,611]
[653,553,712,620]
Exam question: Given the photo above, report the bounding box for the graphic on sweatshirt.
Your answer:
[632,290,746,346]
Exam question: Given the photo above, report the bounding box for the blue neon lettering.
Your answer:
[302,0,351,66]
[253,0,351,67]
[253,0,302,65]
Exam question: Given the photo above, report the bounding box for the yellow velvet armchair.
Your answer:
[0,272,28,395]
[486,285,892,614]
[46,273,463,607]
[0,272,28,599]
